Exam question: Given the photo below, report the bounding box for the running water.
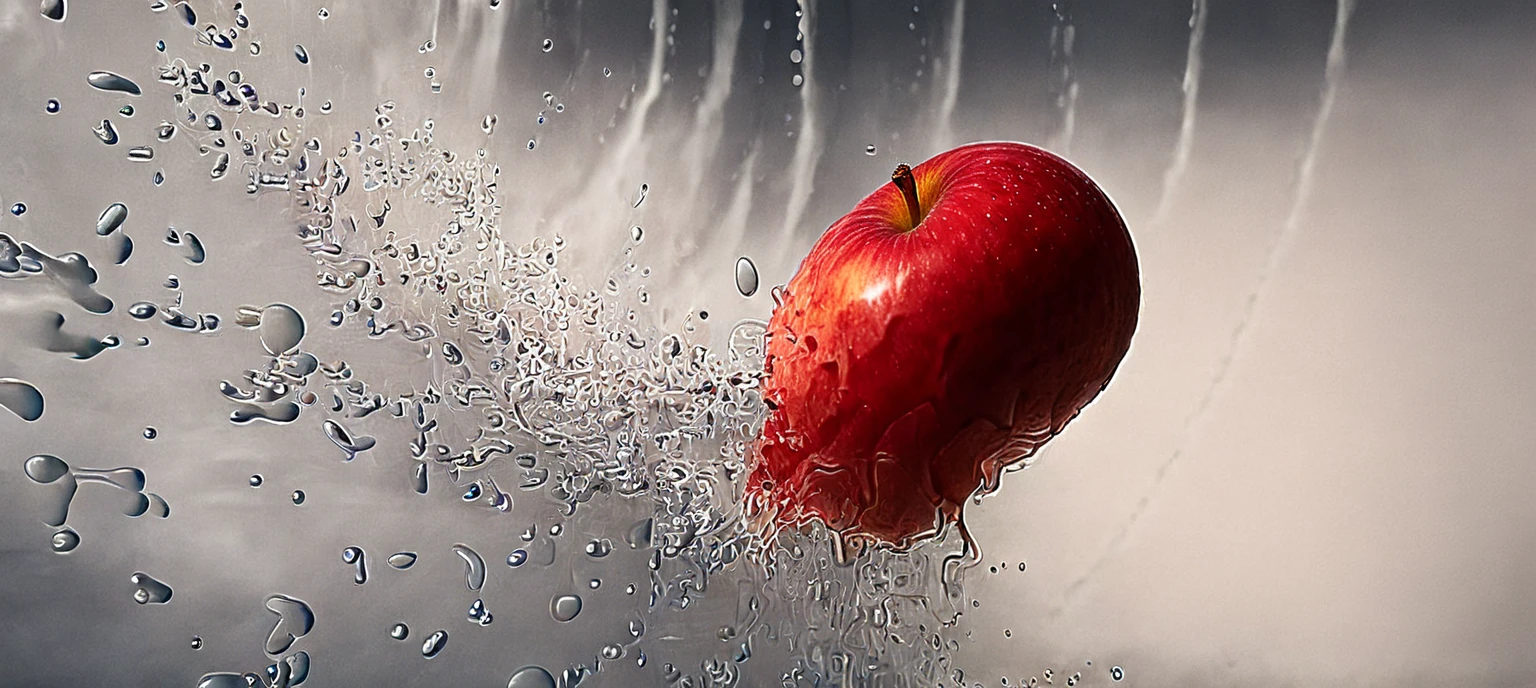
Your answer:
[1057,0,1358,611]
[1151,0,1209,228]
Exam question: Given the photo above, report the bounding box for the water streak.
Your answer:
[1058,0,1357,611]
[1150,0,1209,228]
[777,0,822,248]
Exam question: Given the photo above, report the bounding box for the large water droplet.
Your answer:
[387,552,417,569]
[735,257,759,297]
[264,594,315,655]
[40,0,65,22]
[86,71,141,96]
[507,666,557,688]
[51,527,80,553]
[96,203,128,236]
[550,594,582,622]
[293,44,309,64]
[24,454,69,483]
[452,544,486,591]
[342,546,367,584]
[421,629,448,658]
[130,572,172,604]
[0,378,45,422]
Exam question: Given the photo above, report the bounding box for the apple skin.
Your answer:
[746,141,1140,549]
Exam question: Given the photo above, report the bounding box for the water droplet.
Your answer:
[127,302,157,320]
[45,99,60,114]
[130,572,172,604]
[541,38,554,52]
[1111,667,1124,681]
[421,629,448,658]
[390,622,409,640]
[293,44,309,64]
[342,546,367,584]
[388,552,417,569]
[142,427,157,440]
[602,67,612,77]
[481,114,497,134]
[452,544,486,591]
[507,666,557,688]
[317,7,329,19]
[264,594,315,655]
[790,48,803,64]
[735,257,759,297]
[252,303,306,355]
[40,0,65,21]
[96,203,128,236]
[506,549,527,567]
[632,183,648,208]
[127,146,154,162]
[866,144,877,155]
[601,644,624,660]
[9,203,27,216]
[467,598,492,625]
[526,138,536,150]
[249,474,263,487]
[792,74,804,87]
[290,490,305,505]
[584,539,612,558]
[51,527,80,553]
[0,378,44,421]
[118,104,134,117]
[550,594,582,622]
[93,119,119,145]
[190,635,203,650]
[86,71,142,96]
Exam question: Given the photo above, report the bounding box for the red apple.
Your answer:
[746,141,1140,549]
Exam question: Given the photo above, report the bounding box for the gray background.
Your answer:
[1,0,1533,686]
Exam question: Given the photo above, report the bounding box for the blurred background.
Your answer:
[1,0,1533,685]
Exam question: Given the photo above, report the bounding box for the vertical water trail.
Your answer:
[681,0,744,211]
[777,0,821,249]
[720,145,760,256]
[1055,0,1357,612]
[546,0,669,259]
[931,0,966,153]
[1047,2,1078,155]
[1150,0,1209,228]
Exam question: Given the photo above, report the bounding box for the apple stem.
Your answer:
[892,164,922,229]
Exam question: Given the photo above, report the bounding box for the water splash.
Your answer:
[1057,0,1358,612]
[1150,0,1209,228]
